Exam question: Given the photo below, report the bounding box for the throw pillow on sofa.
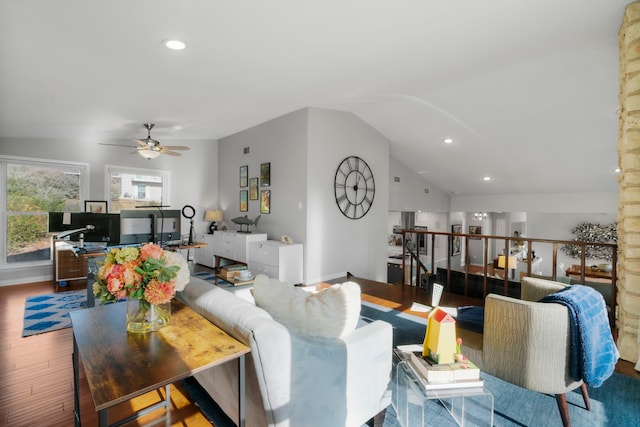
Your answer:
[252,274,361,339]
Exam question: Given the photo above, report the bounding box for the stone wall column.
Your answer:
[618,1,640,363]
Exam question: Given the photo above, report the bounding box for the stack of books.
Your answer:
[408,351,483,390]
[219,264,247,280]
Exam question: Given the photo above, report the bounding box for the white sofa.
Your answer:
[176,276,393,427]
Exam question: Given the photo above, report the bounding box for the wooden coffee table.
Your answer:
[70,299,250,427]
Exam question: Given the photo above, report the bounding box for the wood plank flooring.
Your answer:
[0,281,214,427]
[1,269,638,426]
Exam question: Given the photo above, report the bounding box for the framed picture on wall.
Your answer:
[85,200,107,213]
[260,162,270,187]
[249,177,259,200]
[240,165,248,187]
[451,224,462,256]
[260,190,271,214]
[240,190,248,212]
[469,225,482,239]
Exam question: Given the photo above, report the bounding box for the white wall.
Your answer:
[389,156,450,212]
[218,107,391,284]
[451,192,617,214]
[306,108,390,283]
[0,137,218,285]
[218,109,308,244]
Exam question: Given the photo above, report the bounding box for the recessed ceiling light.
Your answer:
[614,167,621,173]
[443,138,454,144]
[163,39,186,50]
[483,176,492,181]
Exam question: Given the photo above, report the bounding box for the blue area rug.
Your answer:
[181,286,640,426]
[22,290,86,337]
[360,302,640,427]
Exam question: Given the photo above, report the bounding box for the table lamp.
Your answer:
[498,255,517,279]
[497,255,517,269]
[205,210,223,234]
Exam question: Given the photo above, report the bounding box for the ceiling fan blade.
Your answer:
[160,149,182,156]
[161,145,190,150]
[100,142,137,148]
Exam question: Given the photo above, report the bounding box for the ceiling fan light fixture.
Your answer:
[163,39,186,50]
[138,149,161,159]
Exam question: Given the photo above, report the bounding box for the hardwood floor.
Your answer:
[1,270,638,426]
[0,281,214,427]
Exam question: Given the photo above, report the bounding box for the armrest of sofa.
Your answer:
[344,320,393,418]
[482,294,581,394]
[287,319,393,427]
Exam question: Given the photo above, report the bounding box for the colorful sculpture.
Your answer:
[423,307,457,364]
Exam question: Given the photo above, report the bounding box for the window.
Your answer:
[137,184,146,200]
[1,156,88,266]
[106,165,169,213]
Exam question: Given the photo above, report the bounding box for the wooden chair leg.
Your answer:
[555,393,571,427]
[580,383,591,411]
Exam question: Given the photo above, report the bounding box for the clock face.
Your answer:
[334,156,375,219]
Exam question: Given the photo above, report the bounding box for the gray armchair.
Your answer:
[466,277,592,427]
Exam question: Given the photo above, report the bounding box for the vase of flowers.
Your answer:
[125,297,171,333]
[93,243,189,333]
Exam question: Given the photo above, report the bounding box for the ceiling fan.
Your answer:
[100,123,190,159]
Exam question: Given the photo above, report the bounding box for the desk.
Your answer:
[71,299,250,427]
[51,240,107,292]
[565,264,613,280]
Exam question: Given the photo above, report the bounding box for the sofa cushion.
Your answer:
[252,274,361,338]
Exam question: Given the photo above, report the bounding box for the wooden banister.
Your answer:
[398,229,617,328]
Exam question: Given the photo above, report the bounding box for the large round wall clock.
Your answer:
[334,156,375,219]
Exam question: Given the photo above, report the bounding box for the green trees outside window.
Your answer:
[6,162,82,263]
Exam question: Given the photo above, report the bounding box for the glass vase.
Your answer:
[126,297,171,333]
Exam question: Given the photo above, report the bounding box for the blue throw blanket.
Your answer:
[540,285,619,387]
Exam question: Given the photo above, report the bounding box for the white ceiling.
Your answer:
[0,1,630,196]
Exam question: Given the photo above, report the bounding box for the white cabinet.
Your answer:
[248,240,303,285]
[211,231,267,264]
[194,234,216,268]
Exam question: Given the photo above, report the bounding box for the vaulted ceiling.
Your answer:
[0,1,630,196]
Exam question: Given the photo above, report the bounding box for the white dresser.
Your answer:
[207,231,267,266]
[248,240,303,285]
[194,234,216,268]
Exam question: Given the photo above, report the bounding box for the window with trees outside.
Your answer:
[1,157,88,266]
[106,166,169,213]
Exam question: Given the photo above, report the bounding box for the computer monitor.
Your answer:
[48,212,120,245]
[119,209,181,245]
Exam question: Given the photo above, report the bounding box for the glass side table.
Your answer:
[394,361,494,427]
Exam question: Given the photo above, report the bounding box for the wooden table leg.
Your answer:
[73,336,81,427]
[214,256,221,285]
[239,354,246,427]
[98,409,108,427]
